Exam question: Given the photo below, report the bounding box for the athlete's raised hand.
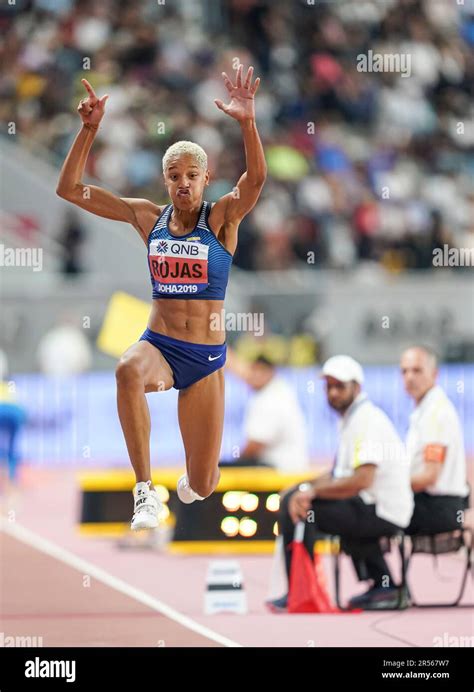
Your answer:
[214,64,260,122]
[77,78,109,129]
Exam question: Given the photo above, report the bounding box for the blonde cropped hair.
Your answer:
[162,141,208,173]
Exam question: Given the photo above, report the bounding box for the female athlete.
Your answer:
[57,64,266,529]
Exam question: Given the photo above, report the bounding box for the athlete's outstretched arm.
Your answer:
[211,64,267,253]
[56,79,160,245]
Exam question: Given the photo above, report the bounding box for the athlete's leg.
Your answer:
[116,341,174,486]
[177,368,225,498]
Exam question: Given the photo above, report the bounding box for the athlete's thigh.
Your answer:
[118,340,174,392]
[177,368,225,466]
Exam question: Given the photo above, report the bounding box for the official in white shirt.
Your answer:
[267,355,414,612]
[401,346,469,535]
[223,353,310,472]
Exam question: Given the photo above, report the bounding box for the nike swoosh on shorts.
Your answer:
[208,354,223,361]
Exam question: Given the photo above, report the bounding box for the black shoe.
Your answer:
[348,585,408,611]
[265,594,288,613]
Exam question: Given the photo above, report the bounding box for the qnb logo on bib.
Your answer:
[149,239,209,294]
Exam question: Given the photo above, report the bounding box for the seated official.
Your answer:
[267,355,414,612]
[222,351,310,472]
[401,346,469,536]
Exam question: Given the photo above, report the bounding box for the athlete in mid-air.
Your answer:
[57,64,266,529]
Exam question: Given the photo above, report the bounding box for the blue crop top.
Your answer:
[147,201,233,300]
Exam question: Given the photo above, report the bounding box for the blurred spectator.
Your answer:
[57,209,87,275]
[0,351,27,486]
[37,317,92,375]
[223,349,310,472]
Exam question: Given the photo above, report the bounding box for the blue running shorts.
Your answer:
[139,328,227,390]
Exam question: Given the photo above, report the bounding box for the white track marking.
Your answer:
[0,518,242,647]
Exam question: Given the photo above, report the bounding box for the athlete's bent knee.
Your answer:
[115,357,144,388]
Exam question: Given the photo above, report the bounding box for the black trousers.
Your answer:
[278,486,402,588]
[406,492,467,535]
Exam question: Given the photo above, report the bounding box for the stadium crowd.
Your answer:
[2,0,473,272]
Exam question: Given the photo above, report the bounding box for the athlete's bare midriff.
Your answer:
[148,298,225,345]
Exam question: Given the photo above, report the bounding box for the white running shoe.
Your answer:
[177,474,205,504]
[131,480,163,531]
